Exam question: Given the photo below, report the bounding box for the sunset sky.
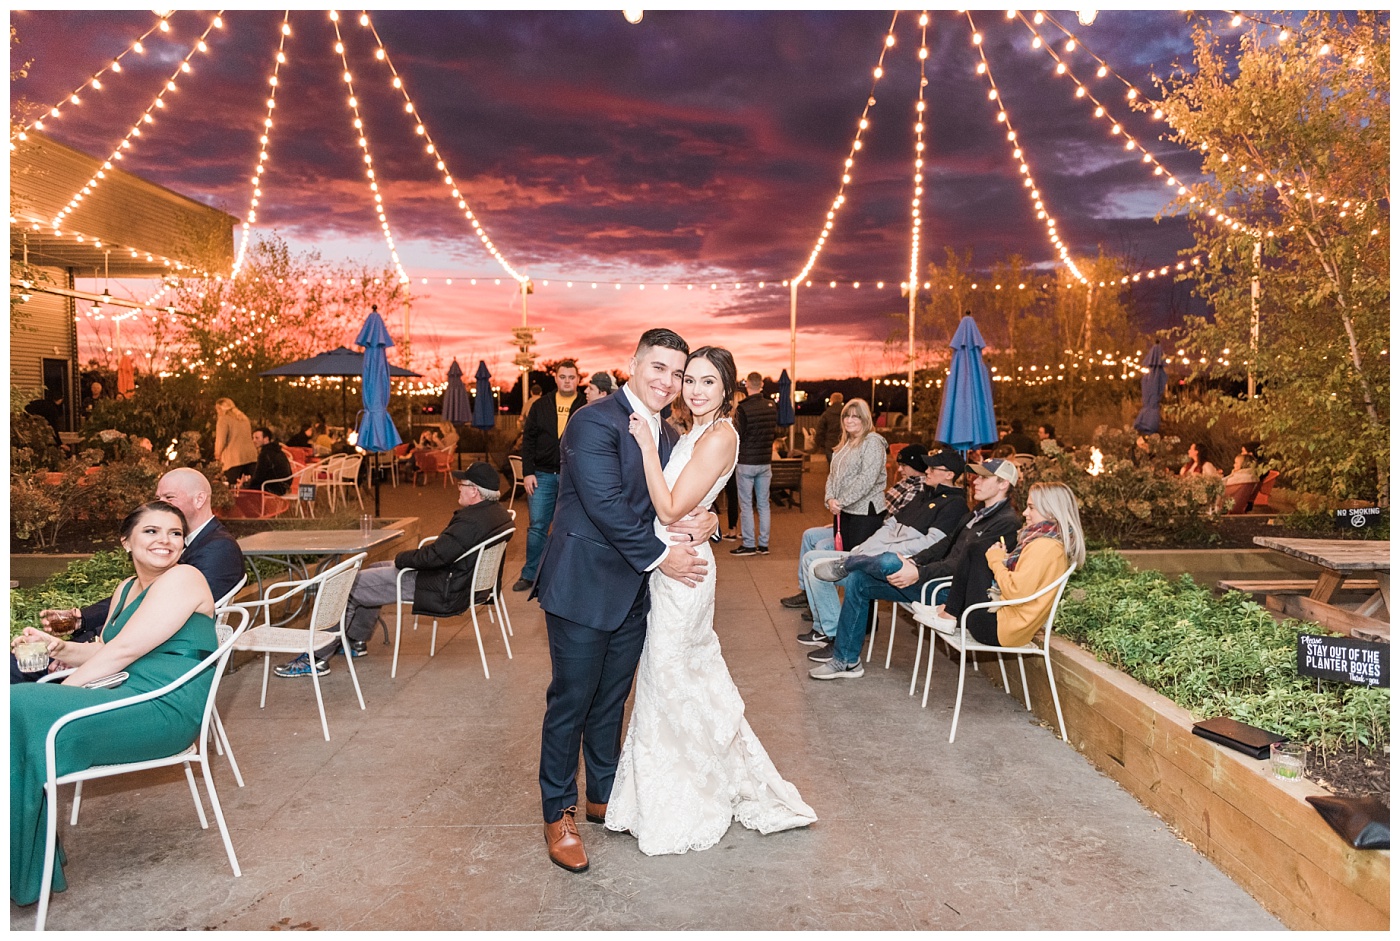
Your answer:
[11,9,1249,382]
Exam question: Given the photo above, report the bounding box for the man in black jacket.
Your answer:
[17,468,245,682]
[808,459,1022,680]
[514,360,585,591]
[275,462,515,677]
[731,371,778,555]
[245,427,293,494]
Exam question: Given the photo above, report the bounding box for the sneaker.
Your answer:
[730,545,759,556]
[796,629,831,647]
[780,592,810,609]
[274,654,329,678]
[756,545,769,555]
[809,660,864,680]
[348,640,368,658]
[722,531,740,541]
[806,643,835,663]
[709,531,722,543]
[812,558,847,582]
[512,577,533,592]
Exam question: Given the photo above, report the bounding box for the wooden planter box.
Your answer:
[1000,637,1389,931]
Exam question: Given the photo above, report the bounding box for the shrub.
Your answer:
[1019,437,1224,547]
[9,550,135,638]
[1059,551,1389,753]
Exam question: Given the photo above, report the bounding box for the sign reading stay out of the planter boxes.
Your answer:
[1297,633,1389,687]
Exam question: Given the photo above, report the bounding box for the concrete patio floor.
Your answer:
[12,465,1282,931]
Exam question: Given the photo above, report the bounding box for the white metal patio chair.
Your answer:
[507,454,526,512]
[392,526,516,679]
[231,553,368,741]
[332,453,365,510]
[33,602,253,931]
[911,565,1076,742]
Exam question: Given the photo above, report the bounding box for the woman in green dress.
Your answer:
[10,500,218,907]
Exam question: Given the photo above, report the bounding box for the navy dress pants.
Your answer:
[538,577,649,822]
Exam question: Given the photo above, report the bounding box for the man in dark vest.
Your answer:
[514,360,585,591]
[730,371,778,555]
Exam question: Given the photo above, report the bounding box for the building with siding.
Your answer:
[10,131,235,431]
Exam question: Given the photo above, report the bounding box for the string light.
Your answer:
[908,14,928,300]
[1036,10,1361,216]
[793,11,900,284]
[966,12,1085,283]
[24,14,168,133]
[329,11,409,284]
[48,11,225,232]
[231,12,292,276]
[358,11,527,285]
[1013,11,1259,239]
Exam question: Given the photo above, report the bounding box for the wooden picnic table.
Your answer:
[1252,537,1389,641]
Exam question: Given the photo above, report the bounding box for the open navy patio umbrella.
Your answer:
[1132,342,1168,436]
[935,314,998,453]
[355,306,402,516]
[442,359,472,425]
[260,345,421,426]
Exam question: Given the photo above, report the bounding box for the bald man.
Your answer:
[13,468,246,682]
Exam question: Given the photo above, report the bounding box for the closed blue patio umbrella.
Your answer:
[355,306,402,516]
[935,314,998,453]
[442,359,472,425]
[471,360,497,462]
[776,369,795,426]
[1132,342,1168,436]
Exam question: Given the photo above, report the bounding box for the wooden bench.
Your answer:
[769,458,804,509]
[1217,578,1381,595]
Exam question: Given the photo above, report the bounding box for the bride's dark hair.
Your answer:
[685,347,738,420]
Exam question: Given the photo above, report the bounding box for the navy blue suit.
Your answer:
[10,517,246,683]
[535,389,677,821]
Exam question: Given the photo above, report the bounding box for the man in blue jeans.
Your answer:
[808,459,1022,679]
[514,360,584,591]
[730,371,777,555]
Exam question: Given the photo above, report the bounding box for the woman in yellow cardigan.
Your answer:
[933,482,1085,647]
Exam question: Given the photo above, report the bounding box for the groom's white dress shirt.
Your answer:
[620,383,669,572]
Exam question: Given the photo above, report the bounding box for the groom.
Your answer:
[534,327,716,872]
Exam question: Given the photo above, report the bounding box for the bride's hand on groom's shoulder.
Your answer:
[660,543,708,587]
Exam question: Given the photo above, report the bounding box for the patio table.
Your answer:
[238,528,404,625]
[1252,537,1389,641]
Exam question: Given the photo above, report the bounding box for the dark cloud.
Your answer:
[13,9,1231,377]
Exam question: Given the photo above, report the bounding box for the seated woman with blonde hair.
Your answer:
[9,501,217,907]
[932,482,1085,647]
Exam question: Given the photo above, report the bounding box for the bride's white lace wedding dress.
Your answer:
[606,417,817,855]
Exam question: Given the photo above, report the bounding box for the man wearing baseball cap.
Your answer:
[795,448,971,648]
[781,442,928,621]
[275,461,515,677]
[809,458,1022,680]
[584,371,615,403]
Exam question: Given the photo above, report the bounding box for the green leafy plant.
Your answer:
[9,550,134,638]
[1059,551,1389,753]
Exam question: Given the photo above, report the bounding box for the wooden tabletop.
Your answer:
[237,528,404,556]
[1252,537,1390,573]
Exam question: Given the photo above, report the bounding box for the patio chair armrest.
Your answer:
[918,577,952,605]
[35,668,76,684]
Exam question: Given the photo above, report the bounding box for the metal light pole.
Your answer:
[788,279,798,450]
[1248,240,1261,398]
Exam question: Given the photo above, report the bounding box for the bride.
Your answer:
[605,345,817,855]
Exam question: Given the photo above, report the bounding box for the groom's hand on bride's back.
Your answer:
[666,509,718,543]
[660,544,708,587]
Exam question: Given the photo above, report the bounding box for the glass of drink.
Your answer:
[360,514,373,538]
[15,640,51,674]
[1270,741,1306,781]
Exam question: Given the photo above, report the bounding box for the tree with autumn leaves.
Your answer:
[1149,12,1389,503]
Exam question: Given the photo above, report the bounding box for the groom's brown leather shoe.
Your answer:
[584,800,608,824]
[544,807,589,872]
